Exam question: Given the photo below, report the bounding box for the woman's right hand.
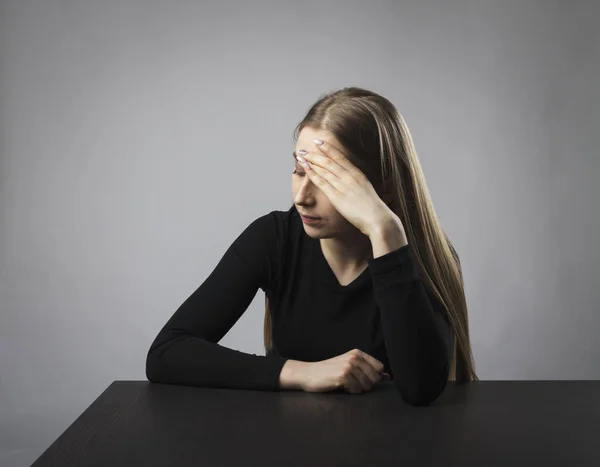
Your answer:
[301,348,388,394]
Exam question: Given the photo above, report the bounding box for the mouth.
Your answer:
[300,214,321,219]
[300,213,322,225]
[297,208,322,221]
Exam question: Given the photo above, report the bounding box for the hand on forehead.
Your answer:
[296,128,344,154]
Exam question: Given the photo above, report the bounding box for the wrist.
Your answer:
[368,212,403,239]
[278,359,309,390]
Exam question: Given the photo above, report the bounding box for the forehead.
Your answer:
[295,127,342,150]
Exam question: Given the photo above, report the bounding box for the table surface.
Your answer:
[31,380,600,467]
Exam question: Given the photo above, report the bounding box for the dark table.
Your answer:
[31,380,600,466]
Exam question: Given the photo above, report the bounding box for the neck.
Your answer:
[320,232,373,271]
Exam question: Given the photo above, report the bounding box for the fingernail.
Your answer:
[313,139,323,146]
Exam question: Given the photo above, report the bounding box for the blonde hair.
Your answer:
[264,87,478,383]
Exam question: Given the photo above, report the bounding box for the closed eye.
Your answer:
[292,152,307,177]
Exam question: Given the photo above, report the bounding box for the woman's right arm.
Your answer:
[145,213,291,391]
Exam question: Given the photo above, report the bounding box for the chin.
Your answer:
[304,229,334,240]
[303,228,320,237]
[301,226,322,236]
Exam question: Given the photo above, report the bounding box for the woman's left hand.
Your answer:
[296,139,397,238]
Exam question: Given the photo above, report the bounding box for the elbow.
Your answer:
[400,322,453,406]
[146,342,172,383]
[145,349,161,383]
[396,363,450,407]
[145,332,181,383]
[399,378,448,407]
[145,335,188,384]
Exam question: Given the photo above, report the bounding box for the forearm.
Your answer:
[367,222,452,406]
[146,333,289,391]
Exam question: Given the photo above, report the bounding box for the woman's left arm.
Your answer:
[368,225,453,407]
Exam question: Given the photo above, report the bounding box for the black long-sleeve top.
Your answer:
[146,204,454,406]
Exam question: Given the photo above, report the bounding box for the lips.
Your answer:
[301,214,320,219]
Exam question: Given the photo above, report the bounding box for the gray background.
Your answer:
[1,0,598,465]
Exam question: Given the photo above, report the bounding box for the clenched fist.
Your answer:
[302,348,388,394]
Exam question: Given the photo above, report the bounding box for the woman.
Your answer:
[146,86,478,406]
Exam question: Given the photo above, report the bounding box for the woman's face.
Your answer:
[292,127,357,237]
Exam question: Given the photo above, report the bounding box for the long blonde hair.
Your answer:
[264,87,478,383]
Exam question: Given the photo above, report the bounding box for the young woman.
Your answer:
[146,86,478,406]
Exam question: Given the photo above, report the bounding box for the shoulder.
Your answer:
[235,204,300,292]
[233,203,301,254]
[243,203,299,238]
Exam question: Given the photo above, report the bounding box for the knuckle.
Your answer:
[343,174,356,185]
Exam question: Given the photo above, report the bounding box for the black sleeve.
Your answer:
[368,244,455,406]
[145,212,290,391]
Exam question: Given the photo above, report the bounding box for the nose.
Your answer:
[293,175,316,203]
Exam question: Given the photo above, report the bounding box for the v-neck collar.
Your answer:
[312,237,371,293]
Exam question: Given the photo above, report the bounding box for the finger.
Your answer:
[301,152,347,181]
[350,362,378,392]
[304,162,347,194]
[312,139,365,182]
[355,357,381,386]
[352,349,384,373]
[312,138,348,163]
[348,355,376,391]
[299,160,341,197]
[303,151,363,190]
[345,370,365,394]
[359,351,385,374]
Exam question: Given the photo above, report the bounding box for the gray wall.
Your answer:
[1,0,598,465]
